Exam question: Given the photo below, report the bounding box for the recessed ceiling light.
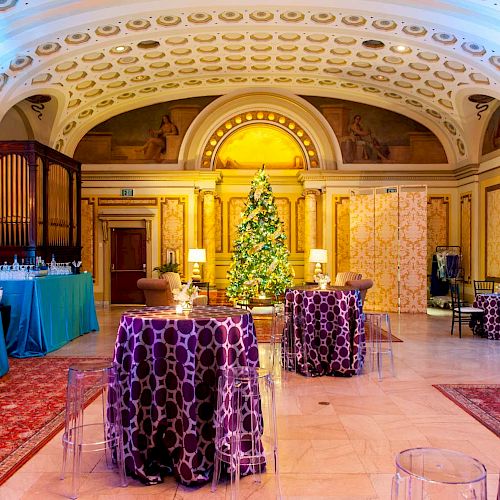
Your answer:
[114,46,127,52]
[395,45,409,53]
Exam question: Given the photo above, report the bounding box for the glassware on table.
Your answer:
[391,447,487,499]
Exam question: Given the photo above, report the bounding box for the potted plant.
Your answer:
[153,262,180,278]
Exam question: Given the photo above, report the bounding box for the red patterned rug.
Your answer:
[434,384,500,437]
[0,356,110,486]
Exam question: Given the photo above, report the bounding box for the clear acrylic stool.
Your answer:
[270,304,308,379]
[391,447,487,499]
[211,366,281,499]
[61,360,127,499]
[364,312,395,380]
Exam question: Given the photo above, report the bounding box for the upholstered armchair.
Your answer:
[345,279,374,306]
[137,272,208,306]
[334,271,362,286]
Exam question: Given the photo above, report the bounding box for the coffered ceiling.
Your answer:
[0,0,499,165]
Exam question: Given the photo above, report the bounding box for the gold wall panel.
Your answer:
[228,197,246,252]
[275,198,291,251]
[427,196,449,274]
[334,197,350,275]
[81,197,96,277]
[160,197,186,275]
[373,190,399,312]
[486,184,500,279]
[215,196,223,253]
[296,197,305,253]
[460,193,472,283]
[400,187,427,313]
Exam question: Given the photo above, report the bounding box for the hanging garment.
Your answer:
[430,254,449,297]
[446,254,460,279]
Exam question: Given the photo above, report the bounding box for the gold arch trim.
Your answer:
[201,110,319,169]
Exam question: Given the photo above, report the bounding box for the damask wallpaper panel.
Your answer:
[426,196,449,274]
[296,197,305,253]
[80,198,95,276]
[334,197,350,275]
[373,190,399,312]
[399,187,427,313]
[486,184,500,279]
[161,198,186,275]
[228,198,247,252]
[460,193,472,283]
[349,191,375,292]
[275,198,291,251]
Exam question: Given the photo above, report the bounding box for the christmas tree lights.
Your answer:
[227,166,293,300]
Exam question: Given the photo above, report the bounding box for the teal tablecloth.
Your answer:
[0,273,99,358]
[0,319,7,376]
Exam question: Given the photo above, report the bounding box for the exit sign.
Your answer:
[121,188,134,197]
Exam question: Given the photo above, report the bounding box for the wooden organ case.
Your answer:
[0,141,81,263]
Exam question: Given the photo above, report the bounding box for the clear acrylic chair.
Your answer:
[391,447,487,499]
[364,312,395,380]
[61,360,127,499]
[270,304,308,379]
[211,366,281,499]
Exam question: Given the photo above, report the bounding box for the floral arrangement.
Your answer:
[314,273,331,289]
[172,281,199,309]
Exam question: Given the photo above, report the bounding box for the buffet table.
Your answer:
[0,318,8,377]
[113,305,260,486]
[285,286,364,377]
[472,293,500,340]
[0,273,99,357]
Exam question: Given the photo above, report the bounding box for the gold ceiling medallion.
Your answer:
[201,111,319,170]
[35,42,61,56]
[65,33,90,44]
[311,13,335,23]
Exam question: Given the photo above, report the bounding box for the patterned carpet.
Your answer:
[0,357,109,485]
[434,384,500,437]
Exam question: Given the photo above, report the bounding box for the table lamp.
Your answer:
[309,248,327,276]
[188,248,206,281]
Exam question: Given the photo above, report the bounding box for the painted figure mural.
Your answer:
[482,105,500,156]
[74,95,447,165]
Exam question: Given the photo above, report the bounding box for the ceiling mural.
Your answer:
[0,1,499,166]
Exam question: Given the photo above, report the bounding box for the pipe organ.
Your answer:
[0,141,81,263]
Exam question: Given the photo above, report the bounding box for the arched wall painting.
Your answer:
[74,95,446,165]
[482,105,500,156]
[214,123,306,169]
[302,96,447,164]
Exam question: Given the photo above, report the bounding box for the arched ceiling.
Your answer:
[0,0,499,165]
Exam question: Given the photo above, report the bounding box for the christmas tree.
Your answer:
[227,166,293,301]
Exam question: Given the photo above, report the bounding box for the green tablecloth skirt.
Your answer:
[0,273,99,358]
[0,319,7,376]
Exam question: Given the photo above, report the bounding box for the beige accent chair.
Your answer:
[334,271,362,286]
[137,272,208,306]
[345,279,374,306]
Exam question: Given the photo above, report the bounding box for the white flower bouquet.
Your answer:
[172,281,199,310]
[314,273,331,289]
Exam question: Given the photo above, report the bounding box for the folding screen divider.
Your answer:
[349,186,427,313]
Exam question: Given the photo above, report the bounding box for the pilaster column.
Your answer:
[201,190,216,286]
[303,189,320,282]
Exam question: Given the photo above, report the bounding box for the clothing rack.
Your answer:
[435,246,462,280]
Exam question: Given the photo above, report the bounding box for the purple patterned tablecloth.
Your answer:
[113,305,259,486]
[285,287,364,377]
[473,294,500,340]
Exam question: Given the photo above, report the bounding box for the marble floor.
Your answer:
[1,306,499,499]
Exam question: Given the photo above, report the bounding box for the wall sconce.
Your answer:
[309,248,328,275]
[188,248,206,281]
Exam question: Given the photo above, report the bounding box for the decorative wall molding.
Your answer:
[460,192,472,283]
[485,184,500,280]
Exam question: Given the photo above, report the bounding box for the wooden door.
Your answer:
[111,228,146,304]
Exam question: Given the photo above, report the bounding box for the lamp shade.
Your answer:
[309,248,327,263]
[188,248,206,263]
